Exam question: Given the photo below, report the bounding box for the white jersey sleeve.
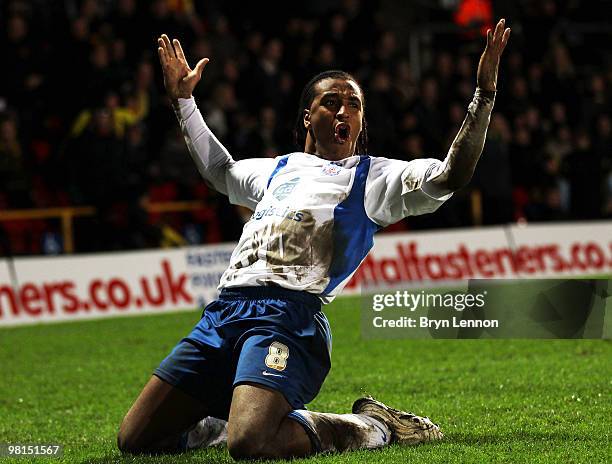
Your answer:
[364,157,453,227]
[175,97,277,210]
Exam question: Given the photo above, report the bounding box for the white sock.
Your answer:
[291,410,391,452]
[355,414,392,448]
[185,416,228,450]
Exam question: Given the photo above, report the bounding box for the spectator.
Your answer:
[473,113,513,224]
[0,113,30,207]
[563,130,603,219]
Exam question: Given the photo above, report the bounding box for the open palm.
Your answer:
[157,34,209,100]
[477,19,511,92]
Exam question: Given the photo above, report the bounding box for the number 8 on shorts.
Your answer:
[265,342,289,371]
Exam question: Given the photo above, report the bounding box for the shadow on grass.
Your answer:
[77,430,602,463]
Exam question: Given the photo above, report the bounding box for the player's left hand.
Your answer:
[476,18,511,92]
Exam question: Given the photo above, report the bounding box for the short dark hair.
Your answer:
[293,70,368,155]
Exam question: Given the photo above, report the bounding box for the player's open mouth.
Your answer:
[334,123,351,144]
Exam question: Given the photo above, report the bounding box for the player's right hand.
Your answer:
[157,34,209,100]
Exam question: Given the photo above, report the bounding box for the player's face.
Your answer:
[304,77,364,160]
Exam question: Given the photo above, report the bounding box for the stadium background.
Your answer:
[1,1,611,463]
[0,0,610,254]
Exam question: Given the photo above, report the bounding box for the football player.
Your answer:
[118,18,510,459]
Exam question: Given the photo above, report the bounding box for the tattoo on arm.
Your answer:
[435,88,496,191]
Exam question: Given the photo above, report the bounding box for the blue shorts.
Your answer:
[154,286,332,419]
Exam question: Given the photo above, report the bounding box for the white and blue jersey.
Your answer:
[156,97,461,417]
[175,97,452,303]
[155,90,492,417]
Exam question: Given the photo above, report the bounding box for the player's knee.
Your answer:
[117,430,137,454]
[117,424,146,455]
[227,430,264,460]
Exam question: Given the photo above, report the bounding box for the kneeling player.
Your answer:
[117,19,509,459]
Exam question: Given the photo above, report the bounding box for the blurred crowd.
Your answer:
[0,0,610,255]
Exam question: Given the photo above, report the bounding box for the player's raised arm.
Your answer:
[157,34,275,209]
[431,18,511,192]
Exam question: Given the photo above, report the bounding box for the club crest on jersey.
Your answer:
[272,177,300,201]
[321,162,342,176]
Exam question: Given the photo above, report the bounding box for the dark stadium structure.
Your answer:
[0,0,610,255]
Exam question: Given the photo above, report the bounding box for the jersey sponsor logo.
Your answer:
[265,341,289,371]
[252,205,304,222]
[272,177,300,201]
[321,162,342,176]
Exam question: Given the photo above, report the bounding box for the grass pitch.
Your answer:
[0,297,610,463]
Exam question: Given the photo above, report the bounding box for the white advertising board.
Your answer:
[0,244,235,326]
[1,222,610,326]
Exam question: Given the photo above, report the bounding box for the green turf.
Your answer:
[0,297,610,463]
